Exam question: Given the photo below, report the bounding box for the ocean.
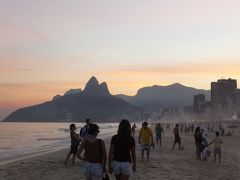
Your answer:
[0,122,119,166]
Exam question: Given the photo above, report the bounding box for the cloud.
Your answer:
[99,59,240,76]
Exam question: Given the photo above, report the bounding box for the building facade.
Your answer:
[211,78,237,111]
[193,94,206,113]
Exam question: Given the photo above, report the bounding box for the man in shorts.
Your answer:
[155,123,164,147]
[172,124,181,150]
[139,122,154,161]
[208,131,223,163]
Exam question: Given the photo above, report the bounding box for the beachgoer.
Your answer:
[108,119,136,180]
[172,124,181,150]
[199,128,208,160]
[208,131,223,163]
[80,118,92,140]
[155,123,164,147]
[64,123,82,166]
[77,123,107,180]
[131,123,137,136]
[194,126,202,160]
[138,122,154,161]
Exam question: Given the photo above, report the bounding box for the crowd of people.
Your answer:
[64,119,225,180]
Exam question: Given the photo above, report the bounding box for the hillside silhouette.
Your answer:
[117,83,210,109]
[3,77,140,122]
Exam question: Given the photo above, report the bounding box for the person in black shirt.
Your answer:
[108,119,136,180]
[64,124,81,166]
[172,124,181,150]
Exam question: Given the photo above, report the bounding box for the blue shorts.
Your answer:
[84,162,103,180]
[112,161,132,176]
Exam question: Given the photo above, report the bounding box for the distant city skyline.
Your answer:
[1,0,240,119]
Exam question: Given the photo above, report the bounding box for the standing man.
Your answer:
[155,123,164,147]
[172,124,181,150]
[79,118,91,140]
[139,122,154,161]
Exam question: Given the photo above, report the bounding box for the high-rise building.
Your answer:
[193,94,206,113]
[227,89,240,109]
[211,78,237,111]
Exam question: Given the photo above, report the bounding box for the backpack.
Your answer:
[79,126,86,138]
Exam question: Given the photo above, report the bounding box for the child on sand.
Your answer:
[64,124,82,166]
[208,131,223,163]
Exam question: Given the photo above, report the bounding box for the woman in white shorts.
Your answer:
[108,119,136,180]
[77,123,107,180]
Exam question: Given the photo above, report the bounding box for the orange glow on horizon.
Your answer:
[1,59,240,111]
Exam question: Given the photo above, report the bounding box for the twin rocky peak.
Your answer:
[53,76,111,101]
[83,76,111,96]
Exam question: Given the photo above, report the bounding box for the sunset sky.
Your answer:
[1,0,240,119]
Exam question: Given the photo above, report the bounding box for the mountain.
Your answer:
[117,83,210,109]
[3,77,140,122]
[83,77,110,96]
[64,88,82,96]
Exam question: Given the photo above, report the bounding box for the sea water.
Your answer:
[0,122,119,166]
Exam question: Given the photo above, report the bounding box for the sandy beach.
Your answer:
[1,126,240,180]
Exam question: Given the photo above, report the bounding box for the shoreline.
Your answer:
[0,122,118,168]
[0,132,114,168]
[1,124,240,180]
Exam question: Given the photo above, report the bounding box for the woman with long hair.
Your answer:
[77,123,107,180]
[108,119,136,180]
